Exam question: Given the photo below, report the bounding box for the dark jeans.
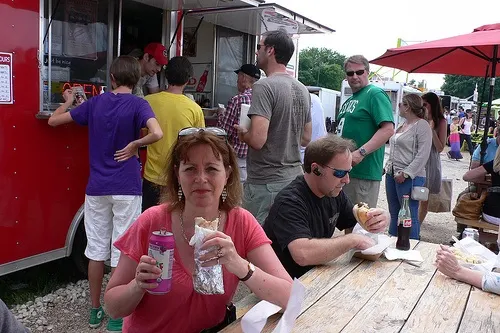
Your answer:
[459,133,474,153]
[142,178,162,212]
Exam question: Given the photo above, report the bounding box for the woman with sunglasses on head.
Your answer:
[104,128,292,333]
[418,92,447,224]
[385,94,432,240]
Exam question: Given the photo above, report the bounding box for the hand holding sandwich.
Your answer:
[353,203,389,234]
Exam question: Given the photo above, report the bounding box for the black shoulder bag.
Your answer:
[200,303,237,333]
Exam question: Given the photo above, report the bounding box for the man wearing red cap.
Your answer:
[132,42,168,97]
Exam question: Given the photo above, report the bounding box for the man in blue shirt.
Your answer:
[458,106,465,119]
[471,130,499,168]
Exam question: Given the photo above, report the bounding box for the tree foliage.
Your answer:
[442,74,500,102]
[298,47,346,90]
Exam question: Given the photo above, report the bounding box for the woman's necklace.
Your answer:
[179,209,222,244]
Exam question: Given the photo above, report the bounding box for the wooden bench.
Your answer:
[455,217,499,245]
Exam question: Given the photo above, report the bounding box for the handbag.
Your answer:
[411,185,429,201]
[452,191,487,220]
[200,303,237,333]
[427,178,453,212]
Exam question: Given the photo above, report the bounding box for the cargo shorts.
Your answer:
[243,180,292,225]
[84,195,142,267]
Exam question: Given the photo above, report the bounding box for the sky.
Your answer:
[272,0,500,90]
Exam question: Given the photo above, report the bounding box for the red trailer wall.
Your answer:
[0,1,89,266]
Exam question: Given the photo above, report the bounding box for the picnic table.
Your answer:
[222,240,500,333]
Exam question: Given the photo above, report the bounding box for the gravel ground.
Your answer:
[9,148,471,333]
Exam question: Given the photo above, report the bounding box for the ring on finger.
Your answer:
[217,248,223,258]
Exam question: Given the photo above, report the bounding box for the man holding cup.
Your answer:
[236,30,312,225]
[217,64,260,182]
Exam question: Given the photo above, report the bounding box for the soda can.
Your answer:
[462,228,479,242]
[72,86,86,106]
[147,230,175,295]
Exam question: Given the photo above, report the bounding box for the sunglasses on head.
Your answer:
[346,69,365,77]
[178,127,227,138]
[322,164,351,178]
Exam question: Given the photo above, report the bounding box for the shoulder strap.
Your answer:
[412,120,419,159]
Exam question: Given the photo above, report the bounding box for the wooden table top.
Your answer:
[222,240,500,333]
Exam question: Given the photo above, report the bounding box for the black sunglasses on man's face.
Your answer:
[346,69,366,77]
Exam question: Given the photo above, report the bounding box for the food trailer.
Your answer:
[0,0,333,276]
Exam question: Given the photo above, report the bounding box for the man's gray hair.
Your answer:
[344,55,370,72]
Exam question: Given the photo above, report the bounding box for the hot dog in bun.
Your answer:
[353,202,370,229]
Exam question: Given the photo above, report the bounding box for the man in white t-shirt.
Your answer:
[300,93,327,163]
[130,43,168,97]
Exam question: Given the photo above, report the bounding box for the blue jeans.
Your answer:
[386,174,425,240]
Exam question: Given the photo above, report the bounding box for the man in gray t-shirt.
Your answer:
[236,30,312,224]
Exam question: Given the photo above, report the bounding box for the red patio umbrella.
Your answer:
[371,23,500,163]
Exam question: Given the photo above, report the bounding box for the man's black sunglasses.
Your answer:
[322,164,352,179]
[346,69,366,77]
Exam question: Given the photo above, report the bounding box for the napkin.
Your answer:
[239,104,251,129]
[241,278,305,333]
[384,247,424,263]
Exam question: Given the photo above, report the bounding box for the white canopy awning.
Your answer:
[131,0,262,11]
[185,2,334,36]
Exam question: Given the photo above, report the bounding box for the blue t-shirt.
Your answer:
[472,138,498,163]
[70,92,155,196]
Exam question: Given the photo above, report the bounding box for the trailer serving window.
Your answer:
[41,0,110,113]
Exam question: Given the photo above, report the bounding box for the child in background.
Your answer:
[448,116,463,160]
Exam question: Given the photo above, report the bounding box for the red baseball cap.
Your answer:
[144,43,168,65]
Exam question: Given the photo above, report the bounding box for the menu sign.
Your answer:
[0,52,13,104]
[63,0,98,60]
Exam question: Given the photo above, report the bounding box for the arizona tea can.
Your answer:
[462,228,479,242]
[147,230,175,295]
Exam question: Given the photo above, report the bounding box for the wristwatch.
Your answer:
[239,262,256,282]
[359,147,367,157]
[402,172,409,179]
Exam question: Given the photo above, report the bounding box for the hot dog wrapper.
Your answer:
[188,224,224,295]
[452,237,498,272]
[350,224,393,261]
